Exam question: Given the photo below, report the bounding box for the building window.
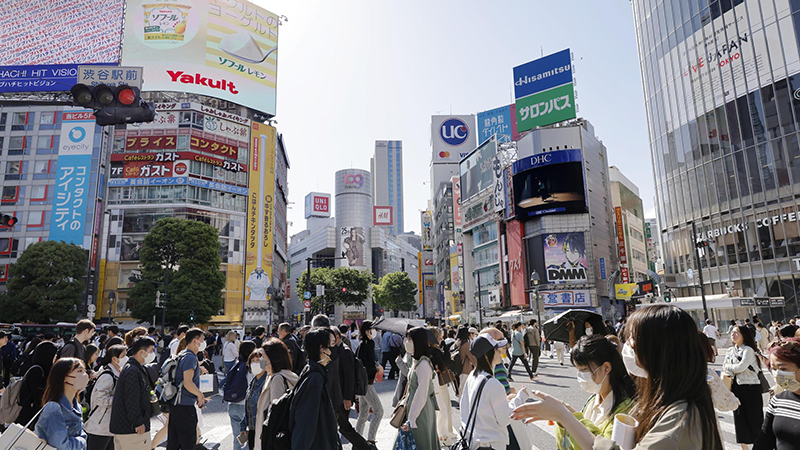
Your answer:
[40,112,56,125]
[5,161,22,180]
[11,112,27,130]
[27,210,45,227]
[1,186,17,203]
[0,238,12,254]
[30,185,48,202]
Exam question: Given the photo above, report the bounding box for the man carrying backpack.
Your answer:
[221,341,255,450]
[110,337,156,450]
[168,328,207,450]
[59,319,96,361]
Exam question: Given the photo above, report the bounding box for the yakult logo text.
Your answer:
[167,70,239,94]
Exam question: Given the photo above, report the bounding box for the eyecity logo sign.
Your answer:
[344,174,364,188]
[68,127,86,143]
[439,117,469,147]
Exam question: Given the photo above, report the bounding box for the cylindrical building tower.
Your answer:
[632,0,800,318]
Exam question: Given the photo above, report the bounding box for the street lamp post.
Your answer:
[530,270,541,328]
[690,222,710,321]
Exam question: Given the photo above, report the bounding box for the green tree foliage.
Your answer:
[373,272,418,314]
[296,266,373,313]
[1,241,87,323]
[129,218,225,327]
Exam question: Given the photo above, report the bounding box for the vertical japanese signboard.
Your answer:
[615,207,629,283]
[49,111,95,246]
[421,211,433,251]
[506,221,526,306]
[451,176,462,233]
[244,123,276,303]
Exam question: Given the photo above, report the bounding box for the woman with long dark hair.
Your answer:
[455,326,477,397]
[723,325,764,449]
[550,335,636,449]
[400,327,438,450]
[512,304,723,450]
[16,340,59,427]
[355,320,383,445]
[35,358,89,450]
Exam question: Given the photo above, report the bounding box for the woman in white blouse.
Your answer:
[723,325,764,450]
[459,333,527,450]
[400,327,438,450]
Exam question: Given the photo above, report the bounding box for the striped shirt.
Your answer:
[493,363,510,394]
[754,390,800,450]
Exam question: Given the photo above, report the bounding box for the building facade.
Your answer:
[371,140,404,235]
[432,180,455,319]
[632,0,800,319]
[609,166,649,283]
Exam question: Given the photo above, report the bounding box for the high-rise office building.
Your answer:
[371,140,404,235]
[632,0,800,318]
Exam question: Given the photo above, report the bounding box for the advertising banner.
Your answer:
[0,65,83,93]
[245,123,276,303]
[462,190,495,231]
[304,192,331,218]
[615,283,638,301]
[515,82,576,132]
[110,151,246,177]
[423,273,437,318]
[122,0,280,116]
[477,105,516,144]
[431,115,477,164]
[421,211,433,251]
[615,207,629,283]
[506,221,526,306]
[511,149,586,218]
[513,49,572,99]
[125,135,177,151]
[451,175,463,232]
[373,206,394,227]
[459,136,498,201]
[492,154,505,213]
[658,0,800,131]
[449,245,460,293]
[341,227,366,267]
[190,135,239,159]
[0,0,124,66]
[541,289,591,308]
[544,232,587,284]
[50,111,95,246]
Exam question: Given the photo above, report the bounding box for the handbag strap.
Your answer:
[462,376,490,448]
[7,405,46,449]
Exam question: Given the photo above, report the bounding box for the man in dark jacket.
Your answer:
[59,319,95,360]
[278,322,305,374]
[251,326,265,348]
[110,336,156,450]
[329,327,373,450]
[290,327,341,450]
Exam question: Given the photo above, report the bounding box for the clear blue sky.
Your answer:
[257,0,653,236]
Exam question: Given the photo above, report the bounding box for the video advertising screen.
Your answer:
[511,149,586,218]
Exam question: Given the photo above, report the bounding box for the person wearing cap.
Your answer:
[459,333,528,450]
[399,327,439,450]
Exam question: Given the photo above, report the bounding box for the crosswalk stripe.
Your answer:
[201,425,232,445]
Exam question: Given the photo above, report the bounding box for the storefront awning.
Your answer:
[499,309,532,318]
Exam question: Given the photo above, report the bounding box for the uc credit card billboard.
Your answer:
[122,0,279,116]
[513,49,576,132]
[431,115,477,164]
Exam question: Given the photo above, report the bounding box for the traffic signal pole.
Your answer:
[691,221,709,320]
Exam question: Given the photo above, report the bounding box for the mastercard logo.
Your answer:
[439,151,450,158]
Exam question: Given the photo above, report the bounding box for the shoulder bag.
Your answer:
[450,376,490,450]
[390,370,411,429]
[749,365,770,394]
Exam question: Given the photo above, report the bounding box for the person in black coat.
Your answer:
[15,341,58,428]
[329,326,373,450]
[277,323,304,375]
[109,337,156,449]
[355,321,383,444]
[290,327,341,450]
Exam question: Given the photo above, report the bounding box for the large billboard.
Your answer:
[544,232,587,284]
[122,0,279,116]
[431,115,477,164]
[421,211,433,251]
[0,1,124,66]
[245,123,276,303]
[511,149,586,218]
[341,227,366,267]
[513,49,575,132]
[304,192,331,218]
[615,207,630,283]
[459,136,498,201]
[506,220,526,306]
[49,111,96,246]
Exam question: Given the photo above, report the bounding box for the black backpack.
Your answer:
[353,356,368,396]
[222,360,249,403]
[262,372,305,450]
[11,352,34,377]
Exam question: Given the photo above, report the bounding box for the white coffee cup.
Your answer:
[610,413,639,450]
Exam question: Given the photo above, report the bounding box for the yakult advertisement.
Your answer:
[122,0,280,116]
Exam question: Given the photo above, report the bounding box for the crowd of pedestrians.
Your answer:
[1,309,800,450]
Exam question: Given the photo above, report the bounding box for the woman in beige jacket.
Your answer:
[252,338,300,450]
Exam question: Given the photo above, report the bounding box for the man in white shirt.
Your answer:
[702,319,720,356]
[169,325,189,356]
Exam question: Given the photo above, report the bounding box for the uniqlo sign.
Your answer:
[304,192,331,218]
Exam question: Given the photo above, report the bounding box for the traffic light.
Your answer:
[695,239,710,249]
[342,287,347,293]
[71,83,155,126]
[0,214,17,227]
[155,291,163,308]
[189,311,194,322]
[664,290,672,303]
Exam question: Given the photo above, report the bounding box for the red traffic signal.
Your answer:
[0,214,17,227]
[342,288,347,293]
[70,83,154,126]
[115,85,138,106]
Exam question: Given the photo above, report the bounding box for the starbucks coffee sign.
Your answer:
[695,211,800,242]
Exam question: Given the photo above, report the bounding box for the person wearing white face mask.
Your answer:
[355,320,384,445]
[753,337,800,449]
[167,329,207,450]
[34,358,89,450]
[551,336,635,450]
[512,304,724,450]
[109,337,156,450]
[85,345,127,450]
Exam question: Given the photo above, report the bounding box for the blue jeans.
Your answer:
[227,403,247,450]
[220,360,236,389]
